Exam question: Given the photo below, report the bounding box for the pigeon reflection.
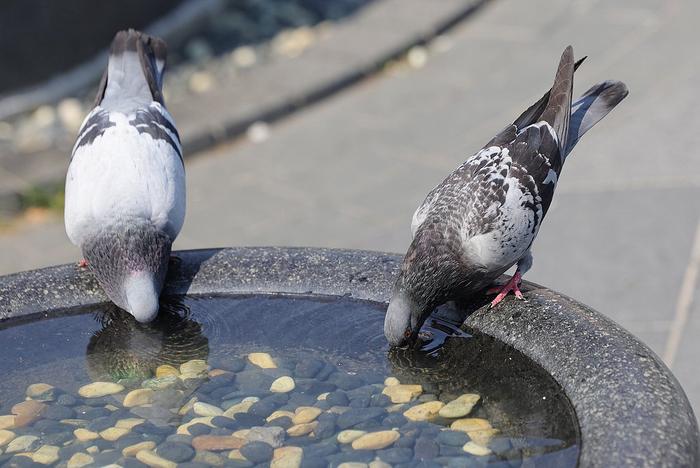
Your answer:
[86,297,209,384]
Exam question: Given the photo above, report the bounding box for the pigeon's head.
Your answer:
[83,220,172,323]
[385,230,460,347]
[384,287,428,347]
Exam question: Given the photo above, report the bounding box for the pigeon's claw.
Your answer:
[78,258,89,268]
[488,271,524,308]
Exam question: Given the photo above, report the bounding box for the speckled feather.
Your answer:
[400,46,628,312]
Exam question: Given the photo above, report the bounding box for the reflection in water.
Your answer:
[86,298,209,384]
[388,322,579,462]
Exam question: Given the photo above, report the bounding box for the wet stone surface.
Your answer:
[0,295,580,466]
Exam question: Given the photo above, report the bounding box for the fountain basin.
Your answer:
[0,247,697,466]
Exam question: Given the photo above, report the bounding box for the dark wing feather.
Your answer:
[539,46,575,150]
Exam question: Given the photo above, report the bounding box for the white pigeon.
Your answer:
[384,46,628,346]
[65,30,185,322]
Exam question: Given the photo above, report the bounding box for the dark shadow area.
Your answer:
[0,0,184,93]
[0,0,376,96]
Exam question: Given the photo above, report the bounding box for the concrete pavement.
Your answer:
[2,0,700,415]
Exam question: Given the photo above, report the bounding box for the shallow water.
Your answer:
[0,294,579,466]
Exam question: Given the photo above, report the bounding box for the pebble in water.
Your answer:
[292,407,321,424]
[383,377,400,386]
[246,426,286,448]
[337,430,366,444]
[11,400,46,427]
[270,376,296,393]
[78,382,124,398]
[450,418,492,433]
[192,435,245,451]
[267,410,295,423]
[287,422,317,437]
[74,428,99,442]
[438,394,480,419]
[157,441,195,463]
[247,352,277,369]
[26,383,55,401]
[67,452,94,468]
[156,365,180,378]
[122,440,156,457]
[193,402,224,417]
[351,430,400,450]
[180,359,208,376]
[6,434,40,453]
[0,415,15,429]
[32,444,60,464]
[240,441,274,463]
[462,441,492,456]
[136,449,176,468]
[100,427,130,441]
[271,445,303,468]
[0,429,15,446]
[468,427,499,446]
[116,418,146,430]
[382,384,422,404]
[123,388,155,407]
[403,401,445,421]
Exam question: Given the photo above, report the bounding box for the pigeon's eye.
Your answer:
[404,329,412,338]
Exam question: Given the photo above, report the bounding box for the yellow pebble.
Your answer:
[403,401,444,421]
[267,410,295,422]
[73,428,98,442]
[382,384,423,403]
[287,422,317,437]
[450,418,492,433]
[136,449,176,468]
[99,427,129,441]
[463,441,492,456]
[248,352,277,369]
[115,418,145,430]
[271,446,303,468]
[122,441,156,457]
[384,377,400,386]
[292,407,321,424]
[156,365,180,378]
[123,388,155,408]
[351,430,400,450]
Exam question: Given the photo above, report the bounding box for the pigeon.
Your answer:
[384,46,628,346]
[64,30,185,323]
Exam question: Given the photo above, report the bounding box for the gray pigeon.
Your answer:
[384,46,628,346]
[64,30,185,322]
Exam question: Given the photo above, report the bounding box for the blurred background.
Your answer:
[0,0,698,417]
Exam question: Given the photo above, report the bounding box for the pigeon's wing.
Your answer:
[411,146,512,240]
[65,103,185,246]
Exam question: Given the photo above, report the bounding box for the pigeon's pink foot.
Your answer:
[78,258,88,268]
[488,271,524,308]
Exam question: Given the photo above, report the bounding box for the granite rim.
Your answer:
[0,246,697,466]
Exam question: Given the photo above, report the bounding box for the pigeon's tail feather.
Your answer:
[565,80,629,155]
[512,56,586,130]
[96,29,167,109]
[540,46,575,151]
